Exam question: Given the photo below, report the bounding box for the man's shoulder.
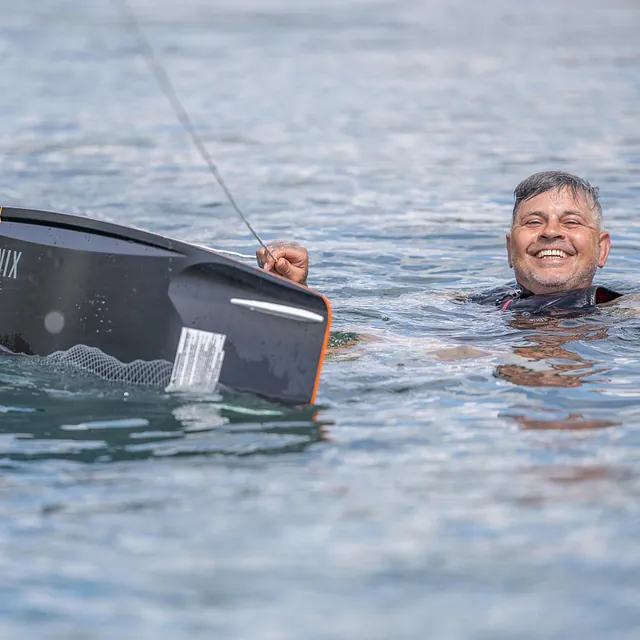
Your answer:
[468,284,523,307]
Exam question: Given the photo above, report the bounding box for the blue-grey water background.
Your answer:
[2,0,640,637]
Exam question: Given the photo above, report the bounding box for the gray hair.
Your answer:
[512,171,603,229]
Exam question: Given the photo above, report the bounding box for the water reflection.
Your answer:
[0,358,328,464]
[503,408,618,431]
[1,400,326,464]
[496,316,619,430]
[495,316,610,389]
[517,465,628,509]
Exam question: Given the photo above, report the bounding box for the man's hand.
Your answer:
[256,241,309,285]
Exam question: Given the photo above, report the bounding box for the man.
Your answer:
[256,171,622,315]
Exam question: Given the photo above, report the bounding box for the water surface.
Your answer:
[1,0,640,637]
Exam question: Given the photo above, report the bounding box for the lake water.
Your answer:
[1,0,640,637]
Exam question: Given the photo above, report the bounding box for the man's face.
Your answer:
[506,188,611,295]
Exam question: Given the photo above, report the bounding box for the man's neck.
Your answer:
[516,283,593,297]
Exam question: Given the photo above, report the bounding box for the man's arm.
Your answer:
[256,241,309,285]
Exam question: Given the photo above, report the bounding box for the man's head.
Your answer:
[506,171,611,295]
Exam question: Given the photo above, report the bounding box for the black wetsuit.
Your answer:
[471,284,622,316]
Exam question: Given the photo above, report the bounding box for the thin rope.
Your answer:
[115,0,276,261]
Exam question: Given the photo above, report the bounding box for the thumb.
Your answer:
[275,257,292,276]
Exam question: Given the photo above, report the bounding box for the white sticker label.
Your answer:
[166,327,226,393]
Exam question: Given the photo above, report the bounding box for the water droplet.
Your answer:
[44,310,65,334]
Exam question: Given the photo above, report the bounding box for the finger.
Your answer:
[262,247,285,272]
[256,248,275,271]
[275,257,292,277]
[270,246,306,267]
[274,257,305,283]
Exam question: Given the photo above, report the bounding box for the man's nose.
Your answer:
[541,217,564,238]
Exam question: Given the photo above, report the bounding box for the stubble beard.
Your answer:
[515,260,598,294]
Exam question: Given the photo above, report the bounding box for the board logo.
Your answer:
[0,249,22,279]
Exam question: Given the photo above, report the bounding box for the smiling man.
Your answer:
[509,171,610,294]
[257,171,623,315]
[472,171,621,314]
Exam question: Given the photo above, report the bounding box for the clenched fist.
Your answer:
[256,241,309,286]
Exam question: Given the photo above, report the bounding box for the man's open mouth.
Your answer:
[534,249,571,258]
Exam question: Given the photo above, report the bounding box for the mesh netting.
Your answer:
[39,344,173,386]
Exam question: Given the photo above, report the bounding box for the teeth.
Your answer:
[536,249,569,258]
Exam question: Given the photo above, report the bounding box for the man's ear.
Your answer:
[598,231,611,268]
[506,233,513,268]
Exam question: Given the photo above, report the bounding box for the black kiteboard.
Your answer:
[0,207,331,405]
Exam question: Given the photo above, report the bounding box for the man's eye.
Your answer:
[564,220,581,226]
[525,220,542,226]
